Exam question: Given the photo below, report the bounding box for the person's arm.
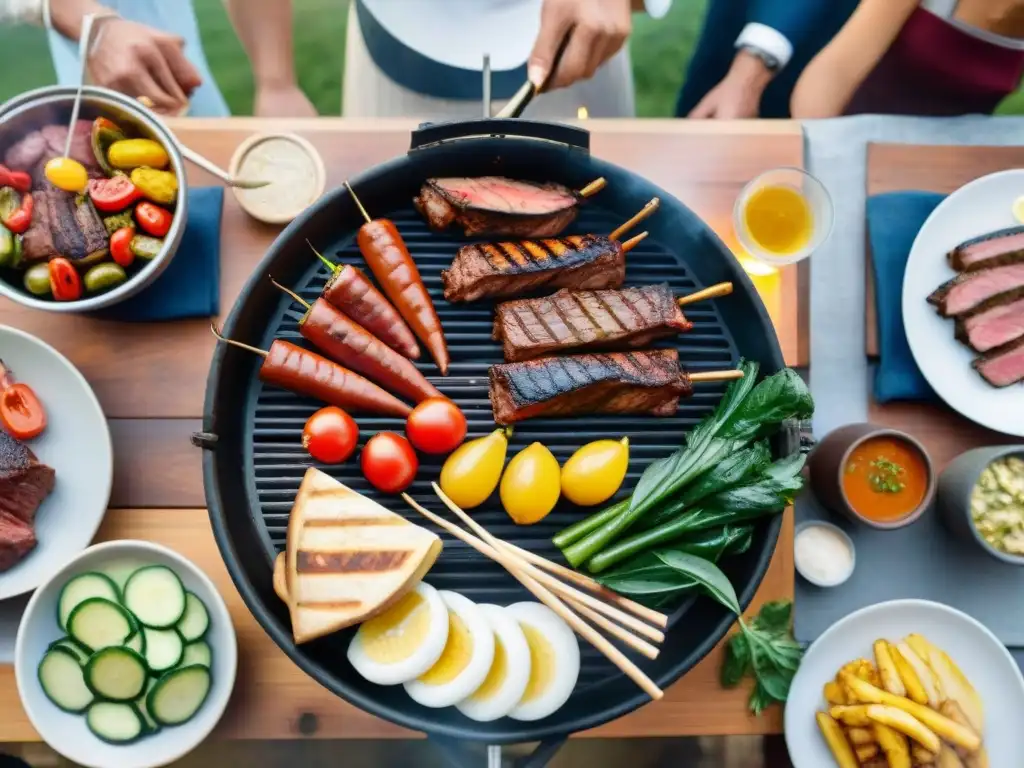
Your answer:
[791,0,918,118]
[224,0,317,117]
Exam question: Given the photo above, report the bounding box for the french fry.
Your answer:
[936,746,966,768]
[906,634,984,736]
[830,704,872,727]
[912,745,937,764]
[938,702,988,768]
[890,642,930,705]
[875,639,907,696]
[964,748,989,768]
[841,673,982,753]
[816,711,859,768]
[874,721,912,768]
[864,704,941,753]
[847,726,875,745]
[855,743,880,762]
[824,680,846,706]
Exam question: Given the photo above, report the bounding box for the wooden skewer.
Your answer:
[620,232,648,253]
[403,494,663,699]
[578,177,607,198]
[609,197,660,242]
[270,278,312,310]
[677,282,734,307]
[210,324,267,359]
[690,369,745,382]
[344,180,373,224]
[560,599,659,661]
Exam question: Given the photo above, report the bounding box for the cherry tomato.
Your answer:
[44,156,88,192]
[0,383,46,440]
[49,257,83,302]
[361,432,418,494]
[3,193,32,235]
[405,398,467,454]
[87,176,141,213]
[0,166,31,194]
[302,406,358,464]
[110,226,136,268]
[135,201,172,237]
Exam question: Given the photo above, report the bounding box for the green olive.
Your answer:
[23,263,51,296]
[83,262,127,293]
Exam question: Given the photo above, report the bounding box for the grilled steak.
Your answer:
[414,177,579,238]
[955,292,1024,353]
[928,263,1024,317]
[493,284,693,362]
[0,510,36,572]
[948,226,1024,272]
[974,335,1024,387]
[22,189,108,264]
[489,348,690,425]
[442,234,626,303]
[0,429,55,525]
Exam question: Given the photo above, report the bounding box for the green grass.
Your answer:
[0,0,1019,117]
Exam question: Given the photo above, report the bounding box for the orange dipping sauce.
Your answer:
[842,436,928,522]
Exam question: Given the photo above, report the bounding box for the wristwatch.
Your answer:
[739,44,782,74]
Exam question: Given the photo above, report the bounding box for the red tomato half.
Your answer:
[88,176,141,213]
[302,406,358,464]
[361,432,418,494]
[406,398,467,454]
[1,383,47,440]
[109,226,136,268]
[48,257,82,302]
[135,202,172,237]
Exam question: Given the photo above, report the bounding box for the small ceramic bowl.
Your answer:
[808,423,935,530]
[793,521,856,588]
[228,132,326,225]
[938,445,1024,566]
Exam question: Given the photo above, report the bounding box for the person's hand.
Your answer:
[88,18,202,115]
[254,84,317,118]
[529,0,632,91]
[688,50,773,119]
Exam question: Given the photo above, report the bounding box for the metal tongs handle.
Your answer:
[496,29,573,119]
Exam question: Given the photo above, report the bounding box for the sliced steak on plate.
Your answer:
[948,226,1024,272]
[0,510,36,572]
[0,428,55,525]
[929,263,1024,317]
[974,335,1024,388]
[956,293,1024,353]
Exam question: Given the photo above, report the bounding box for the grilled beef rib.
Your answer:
[22,189,109,264]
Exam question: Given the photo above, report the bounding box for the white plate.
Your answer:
[0,325,112,599]
[902,170,1024,436]
[785,599,1024,767]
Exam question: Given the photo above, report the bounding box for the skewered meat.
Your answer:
[948,226,1024,272]
[442,234,625,303]
[955,292,1024,353]
[928,262,1024,317]
[973,335,1024,387]
[493,284,693,362]
[22,189,108,264]
[0,511,36,572]
[489,348,691,425]
[415,177,579,238]
[0,429,55,526]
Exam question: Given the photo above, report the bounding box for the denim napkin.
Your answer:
[96,186,222,321]
[866,191,942,402]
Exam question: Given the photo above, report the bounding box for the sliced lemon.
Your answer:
[1012,195,1024,224]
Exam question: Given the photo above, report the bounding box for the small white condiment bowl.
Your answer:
[793,521,856,588]
[229,132,326,225]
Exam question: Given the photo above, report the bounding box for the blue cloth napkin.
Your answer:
[96,186,222,322]
[866,191,943,403]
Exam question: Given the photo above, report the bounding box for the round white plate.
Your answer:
[902,170,1024,436]
[0,325,112,599]
[785,599,1024,767]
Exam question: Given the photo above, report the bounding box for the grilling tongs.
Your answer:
[495,30,574,119]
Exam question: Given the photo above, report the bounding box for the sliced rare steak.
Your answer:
[974,335,1024,387]
[948,226,1024,272]
[0,429,55,525]
[414,177,579,238]
[955,293,1024,353]
[929,263,1024,317]
[0,510,36,572]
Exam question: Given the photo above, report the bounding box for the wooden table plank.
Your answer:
[109,419,204,508]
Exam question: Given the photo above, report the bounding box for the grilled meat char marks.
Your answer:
[494,284,693,362]
[929,262,1024,317]
[0,429,54,571]
[974,335,1024,387]
[948,226,1024,272]
[22,189,109,264]
[442,234,626,303]
[955,291,1024,353]
[489,348,690,425]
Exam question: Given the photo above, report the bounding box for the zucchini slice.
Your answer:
[125,630,146,656]
[86,702,145,744]
[136,678,159,734]
[38,647,94,713]
[84,647,148,701]
[180,640,211,669]
[176,592,210,642]
[147,665,211,726]
[47,637,89,664]
[57,573,119,631]
[123,566,186,628]
[141,626,183,674]
[67,598,134,652]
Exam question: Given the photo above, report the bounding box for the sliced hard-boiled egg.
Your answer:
[404,591,495,708]
[506,602,580,721]
[347,582,448,685]
[456,604,531,722]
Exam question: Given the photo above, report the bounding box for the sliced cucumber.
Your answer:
[123,566,186,628]
[142,626,183,674]
[136,678,159,734]
[176,592,210,642]
[147,665,211,726]
[48,637,89,664]
[57,573,119,631]
[84,647,148,701]
[180,640,211,669]
[86,702,145,744]
[67,598,134,652]
[101,560,146,592]
[125,631,146,656]
[38,647,94,713]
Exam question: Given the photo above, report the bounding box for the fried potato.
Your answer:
[964,748,989,768]
[847,726,875,745]
[890,643,930,706]
[875,640,907,696]
[906,634,984,736]
[912,745,937,764]
[830,704,872,727]
[936,746,966,768]
[896,641,943,708]
[816,711,859,768]
[841,673,982,753]
[864,704,941,753]
[855,743,880,762]
[874,721,912,768]
[824,680,846,706]
[861,761,888,768]
[938,702,988,768]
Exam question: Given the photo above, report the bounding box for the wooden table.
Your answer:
[0,119,804,742]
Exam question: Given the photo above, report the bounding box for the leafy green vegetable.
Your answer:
[654,550,740,612]
[721,631,750,687]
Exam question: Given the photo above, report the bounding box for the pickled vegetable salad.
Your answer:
[971,454,1024,555]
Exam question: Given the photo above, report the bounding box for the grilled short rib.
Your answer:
[415,177,579,238]
[955,292,1024,353]
[0,429,55,526]
[928,262,1024,317]
[489,348,690,425]
[442,234,626,303]
[493,284,693,362]
[948,226,1024,272]
[974,335,1024,387]
[0,511,36,572]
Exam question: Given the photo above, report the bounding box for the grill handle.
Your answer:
[409,118,589,152]
[430,736,566,768]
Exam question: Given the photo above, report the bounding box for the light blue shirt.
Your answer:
[46,0,230,117]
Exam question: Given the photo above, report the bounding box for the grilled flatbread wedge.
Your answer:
[281,468,442,643]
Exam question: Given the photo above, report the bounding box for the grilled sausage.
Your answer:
[322,263,421,360]
[260,339,412,417]
[357,219,450,375]
[299,298,442,404]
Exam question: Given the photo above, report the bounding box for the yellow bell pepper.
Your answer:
[561,437,629,506]
[130,167,178,204]
[107,138,169,170]
[439,428,509,509]
[500,442,561,525]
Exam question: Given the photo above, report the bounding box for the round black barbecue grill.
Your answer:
[200,120,793,746]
